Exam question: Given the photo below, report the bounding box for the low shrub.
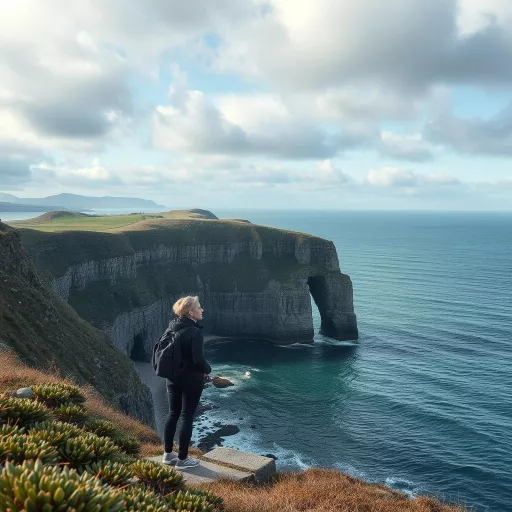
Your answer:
[28,420,84,447]
[110,452,139,465]
[121,485,169,512]
[58,433,120,470]
[131,459,184,495]
[86,461,134,488]
[166,489,218,512]
[53,402,89,425]
[0,433,58,465]
[185,488,224,509]
[0,459,124,511]
[0,395,51,426]
[0,423,22,437]
[112,433,141,456]
[32,382,86,408]
[86,418,118,437]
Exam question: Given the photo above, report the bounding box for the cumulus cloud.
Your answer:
[425,107,512,156]
[378,132,435,162]
[365,167,461,188]
[153,69,437,161]
[33,159,122,188]
[213,0,512,92]
[152,72,363,159]
[0,141,47,189]
[0,1,253,151]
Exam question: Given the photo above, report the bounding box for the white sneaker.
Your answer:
[176,456,200,469]
[162,451,178,465]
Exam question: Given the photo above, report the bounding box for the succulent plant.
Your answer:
[58,433,120,470]
[28,420,84,447]
[53,402,89,425]
[31,383,86,408]
[121,485,169,512]
[0,459,124,511]
[85,460,134,488]
[185,488,224,508]
[109,451,139,466]
[0,423,22,437]
[131,459,184,495]
[85,418,118,437]
[0,432,58,465]
[0,395,51,427]
[112,433,141,456]
[166,489,217,512]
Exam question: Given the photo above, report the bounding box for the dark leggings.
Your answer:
[163,373,204,459]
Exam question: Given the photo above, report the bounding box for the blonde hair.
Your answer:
[173,296,200,318]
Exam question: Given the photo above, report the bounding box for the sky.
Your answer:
[1,0,512,210]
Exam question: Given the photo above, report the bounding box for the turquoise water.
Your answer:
[199,210,512,512]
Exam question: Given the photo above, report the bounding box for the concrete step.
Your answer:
[146,456,254,486]
[202,447,277,483]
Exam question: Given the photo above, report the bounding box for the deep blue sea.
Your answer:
[196,210,512,512]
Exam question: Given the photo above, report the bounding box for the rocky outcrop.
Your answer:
[19,218,358,362]
[212,376,235,388]
[0,221,155,426]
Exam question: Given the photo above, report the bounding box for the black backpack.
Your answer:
[152,327,192,381]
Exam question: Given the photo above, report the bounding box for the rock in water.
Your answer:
[213,376,235,388]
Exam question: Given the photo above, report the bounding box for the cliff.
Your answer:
[0,221,154,425]
[13,210,358,362]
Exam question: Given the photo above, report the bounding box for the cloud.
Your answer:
[0,141,47,189]
[0,0,252,149]
[425,107,512,156]
[33,159,122,188]
[379,132,435,162]
[153,70,436,161]
[152,73,362,159]
[365,167,461,188]
[213,0,512,93]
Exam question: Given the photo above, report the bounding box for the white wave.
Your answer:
[384,477,418,498]
[333,462,368,480]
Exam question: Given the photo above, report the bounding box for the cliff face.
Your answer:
[0,221,155,426]
[19,217,358,361]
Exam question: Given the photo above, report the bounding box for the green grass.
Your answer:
[9,209,216,232]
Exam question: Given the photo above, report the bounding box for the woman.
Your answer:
[162,295,211,468]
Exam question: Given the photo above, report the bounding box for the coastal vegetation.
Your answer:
[0,351,220,511]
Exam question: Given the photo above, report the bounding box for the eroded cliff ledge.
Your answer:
[14,211,358,362]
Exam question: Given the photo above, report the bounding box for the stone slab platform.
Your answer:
[146,456,253,486]
[203,447,277,483]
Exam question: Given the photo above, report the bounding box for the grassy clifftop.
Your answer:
[9,208,218,232]
[11,210,325,279]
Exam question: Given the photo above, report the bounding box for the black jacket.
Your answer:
[166,316,211,380]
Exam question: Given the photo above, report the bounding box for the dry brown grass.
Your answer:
[205,469,467,512]
[0,350,63,391]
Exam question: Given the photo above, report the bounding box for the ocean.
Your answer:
[5,208,512,510]
[197,210,512,512]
